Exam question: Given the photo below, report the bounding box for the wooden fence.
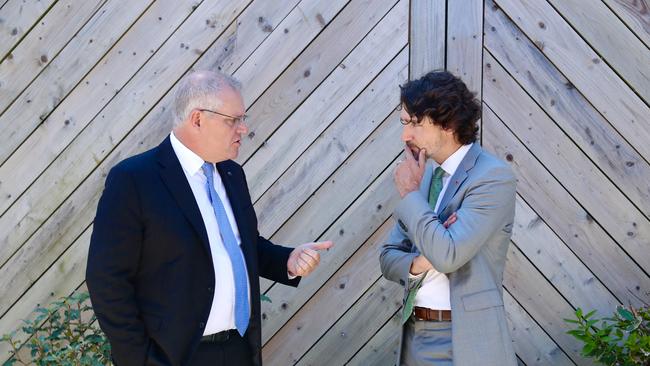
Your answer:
[0,0,647,365]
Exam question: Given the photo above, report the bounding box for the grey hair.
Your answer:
[171,70,242,128]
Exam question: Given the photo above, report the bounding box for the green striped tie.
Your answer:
[402,167,445,324]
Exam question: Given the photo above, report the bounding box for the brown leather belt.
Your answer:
[414,307,452,322]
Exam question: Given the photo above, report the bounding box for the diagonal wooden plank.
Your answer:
[0,0,105,112]
[233,0,349,106]
[237,0,399,164]
[263,219,394,365]
[482,105,650,307]
[0,226,91,363]
[0,0,56,61]
[513,195,620,314]
[492,0,650,162]
[243,0,408,201]
[0,0,253,316]
[547,0,650,104]
[258,106,404,293]
[346,310,400,366]
[409,0,444,78]
[0,0,154,165]
[484,6,650,219]
[601,0,650,50]
[295,277,402,366]
[260,160,400,343]
[504,290,575,366]
[483,54,650,275]
[254,49,407,237]
[504,244,589,365]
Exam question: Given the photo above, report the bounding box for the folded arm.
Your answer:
[394,167,516,273]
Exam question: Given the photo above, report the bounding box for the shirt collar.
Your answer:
[170,132,207,177]
[437,143,473,177]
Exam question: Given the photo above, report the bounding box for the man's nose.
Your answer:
[401,126,411,142]
[238,122,249,135]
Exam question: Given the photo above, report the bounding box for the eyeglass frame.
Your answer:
[397,105,423,127]
[197,108,248,128]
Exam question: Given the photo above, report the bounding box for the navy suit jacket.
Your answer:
[86,137,299,366]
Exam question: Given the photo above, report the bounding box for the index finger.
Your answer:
[307,241,334,251]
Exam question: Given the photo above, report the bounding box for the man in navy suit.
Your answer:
[86,70,333,366]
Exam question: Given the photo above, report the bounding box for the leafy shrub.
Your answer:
[565,305,649,365]
[1,292,110,366]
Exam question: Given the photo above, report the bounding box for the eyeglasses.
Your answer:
[198,108,248,128]
[399,116,423,126]
[396,105,422,126]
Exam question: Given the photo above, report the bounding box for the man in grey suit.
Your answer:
[380,71,517,365]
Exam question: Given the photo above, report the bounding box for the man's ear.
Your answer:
[189,110,201,128]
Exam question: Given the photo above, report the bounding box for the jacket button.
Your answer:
[207,287,213,293]
[199,322,205,328]
[399,279,405,286]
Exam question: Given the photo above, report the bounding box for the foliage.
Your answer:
[565,305,650,365]
[1,292,110,366]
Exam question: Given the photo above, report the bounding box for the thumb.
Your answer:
[306,241,334,251]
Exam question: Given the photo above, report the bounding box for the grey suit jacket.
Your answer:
[379,143,517,366]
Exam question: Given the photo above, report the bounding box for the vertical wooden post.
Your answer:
[409,0,446,79]
[410,0,484,139]
[447,0,484,140]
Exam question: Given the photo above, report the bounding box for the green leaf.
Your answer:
[618,307,634,321]
[260,294,272,303]
[576,308,583,318]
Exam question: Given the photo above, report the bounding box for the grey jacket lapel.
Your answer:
[437,143,482,213]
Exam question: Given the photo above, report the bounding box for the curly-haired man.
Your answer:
[380,71,517,366]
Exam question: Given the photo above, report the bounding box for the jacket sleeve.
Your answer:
[257,236,301,287]
[394,166,516,274]
[86,165,150,366]
[379,223,419,290]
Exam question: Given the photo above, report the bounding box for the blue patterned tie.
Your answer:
[202,162,249,336]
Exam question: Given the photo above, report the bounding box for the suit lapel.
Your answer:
[156,137,211,256]
[437,143,482,213]
[216,162,255,273]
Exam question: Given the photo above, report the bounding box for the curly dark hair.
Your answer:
[400,70,480,145]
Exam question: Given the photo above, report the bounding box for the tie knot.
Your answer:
[434,166,445,180]
[202,162,214,177]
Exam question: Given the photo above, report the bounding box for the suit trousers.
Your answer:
[188,333,253,366]
[401,317,452,366]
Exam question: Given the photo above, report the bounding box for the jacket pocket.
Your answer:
[461,288,504,312]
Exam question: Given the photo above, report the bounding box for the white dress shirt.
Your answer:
[412,143,473,310]
[170,132,250,335]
